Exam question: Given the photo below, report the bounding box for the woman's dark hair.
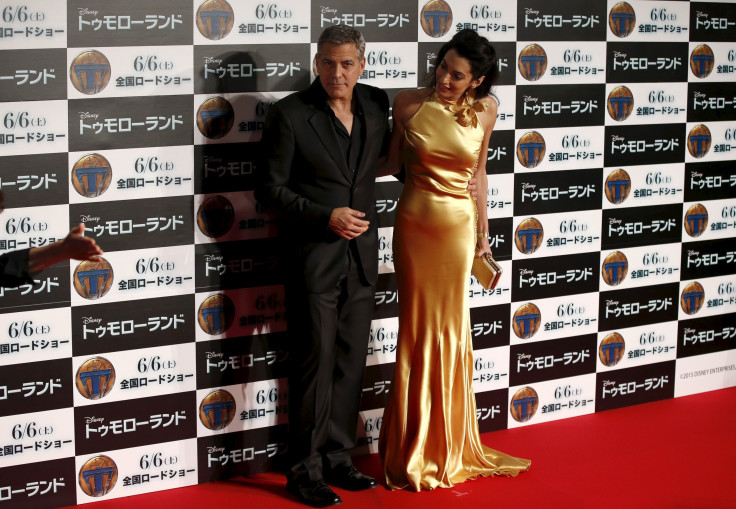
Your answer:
[428,29,498,97]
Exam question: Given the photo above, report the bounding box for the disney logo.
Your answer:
[78,8,98,16]
[80,215,100,222]
[206,352,224,359]
[204,57,223,64]
[613,51,627,58]
[82,317,102,325]
[205,255,224,262]
[207,446,225,454]
[611,134,625,142]
[321,6,336,14]
[521,182,536,190]
[602,380,616,387]
[523,95,538,103]
[525,8,539,15]
[519,268,534,276]
[517,353,531,360]
[85,416,104,424]
[605,299,619,306]
[79,112,99,120]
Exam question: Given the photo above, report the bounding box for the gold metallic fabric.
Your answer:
[379,92,530,491]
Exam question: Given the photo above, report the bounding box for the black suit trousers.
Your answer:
[285,244,374,482]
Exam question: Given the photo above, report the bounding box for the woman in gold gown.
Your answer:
[379,30,531,491]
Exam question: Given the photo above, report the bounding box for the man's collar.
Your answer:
[309,78,362,114]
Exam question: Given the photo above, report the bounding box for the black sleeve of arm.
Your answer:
[0,248,33,288]
[255,103,334,233]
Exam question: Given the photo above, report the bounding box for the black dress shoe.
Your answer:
[286,479,342,508]
[325,465,379,491]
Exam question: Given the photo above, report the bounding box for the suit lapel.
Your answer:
[305,79,354,183]
[308,111,354,183]
[354,84,378,177]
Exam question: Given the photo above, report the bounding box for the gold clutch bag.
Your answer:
[472,253,502,290]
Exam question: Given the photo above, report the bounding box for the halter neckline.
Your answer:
[434,89,487,128]
[434,89,471,106]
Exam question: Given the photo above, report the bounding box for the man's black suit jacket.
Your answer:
[256,79,390,293]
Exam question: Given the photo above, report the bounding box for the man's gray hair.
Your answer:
[317,25,366,60]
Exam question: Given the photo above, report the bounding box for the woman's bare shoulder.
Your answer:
[477,94,499,114]
[477,95,498,133]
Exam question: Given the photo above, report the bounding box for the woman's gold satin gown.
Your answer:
[379,92,531,491]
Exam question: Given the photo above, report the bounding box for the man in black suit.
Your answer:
[256,25,388,507]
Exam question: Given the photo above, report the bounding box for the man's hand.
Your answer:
[329,207,369,240]
[27,223,103,274]
[61,223,103,261]
[467,174,478,199]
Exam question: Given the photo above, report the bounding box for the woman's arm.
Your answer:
[474,97,499,257]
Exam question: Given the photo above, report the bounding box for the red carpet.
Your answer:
[65,387,736,509]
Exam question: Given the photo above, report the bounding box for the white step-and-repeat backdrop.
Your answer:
[0,0,734,507]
